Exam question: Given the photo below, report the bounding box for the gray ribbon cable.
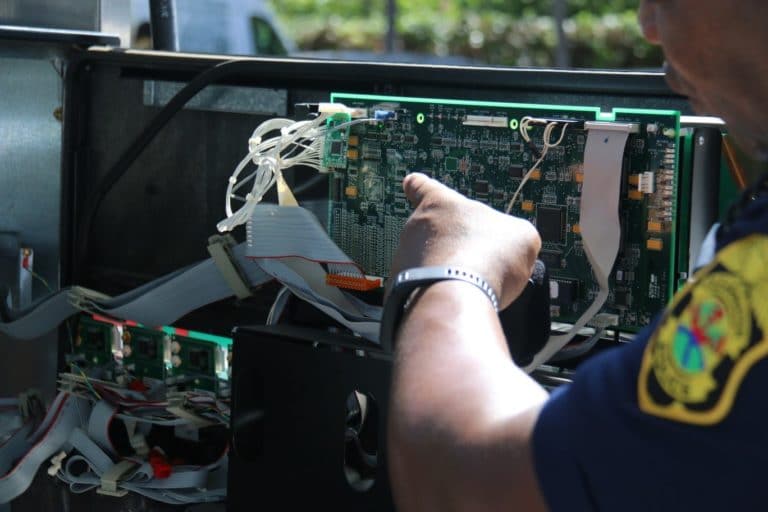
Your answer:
[87,401,118,457]
[0,425,32,476]
[60,427,226,504]
[0,242,271,340]
[524,122,636,372]
[1,208,381,341]
[0,394,90,503]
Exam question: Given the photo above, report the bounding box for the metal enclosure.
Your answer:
[0,42,729,511]
[0,30,118,406]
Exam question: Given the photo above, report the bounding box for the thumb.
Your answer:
[403,172,454,208]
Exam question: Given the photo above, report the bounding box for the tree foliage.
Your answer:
[268,0,662,69]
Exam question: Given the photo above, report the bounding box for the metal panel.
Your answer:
[100,0,131,48]
[143,80,288,115]
[0,0,100,31]
[0,51,63,400]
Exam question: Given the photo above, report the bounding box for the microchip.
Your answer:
[539,251,561,270]
[188,348,210,373]
[135,336,157,359]
[553,279,579,306]
[614,289,631,308]
[473,180,489,194]
[509,165,525,178]
[330,141,343,155]
[536,207,566,244]
[83,326,107,351]
[331,177,344,202]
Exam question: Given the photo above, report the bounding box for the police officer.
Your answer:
[386,1,768,510]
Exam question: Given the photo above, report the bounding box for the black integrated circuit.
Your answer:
[553,279,579,306]
[330,140,343,155]
[536,206,566,244]
[509,165,525,178]
[188,348,211,373]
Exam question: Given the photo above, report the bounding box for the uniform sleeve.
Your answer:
[532,320,768,512]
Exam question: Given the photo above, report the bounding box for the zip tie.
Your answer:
[206,234,253,300]
[96,459,138,498]
[47,451,67,477]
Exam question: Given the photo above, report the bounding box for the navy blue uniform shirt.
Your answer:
[533,193,768,511]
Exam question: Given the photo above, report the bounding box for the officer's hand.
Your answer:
[391,172,541,309]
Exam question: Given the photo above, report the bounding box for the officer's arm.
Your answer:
[388,280,548,511]
[387,173,548,511]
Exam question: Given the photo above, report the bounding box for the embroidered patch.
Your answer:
[638,234,768,425]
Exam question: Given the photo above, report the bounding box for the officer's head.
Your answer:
[638,0,768,160]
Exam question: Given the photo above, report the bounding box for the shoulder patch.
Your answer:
[638,234,768,425]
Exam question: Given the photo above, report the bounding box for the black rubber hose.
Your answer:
[77,59,261,262]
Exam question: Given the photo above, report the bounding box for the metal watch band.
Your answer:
[379,266,499,352]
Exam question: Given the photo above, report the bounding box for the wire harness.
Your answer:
[506,117,570,214]
[217,103,374,233]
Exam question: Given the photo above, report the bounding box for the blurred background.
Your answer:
[268,0,661,68]
[124,0,662,69]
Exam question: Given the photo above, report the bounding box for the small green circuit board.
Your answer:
[74,316,116,366]
[72,315,232,395]
[123,325,169,380]
[169,336,228,394]
[326,93,681,332]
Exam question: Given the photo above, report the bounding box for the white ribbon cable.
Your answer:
[0,394,90,503]
[524,122,634,372]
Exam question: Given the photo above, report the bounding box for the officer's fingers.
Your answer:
[403,173,432,208]
[403,172,458,208]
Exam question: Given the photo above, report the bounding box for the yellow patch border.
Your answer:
[637,234,768,425]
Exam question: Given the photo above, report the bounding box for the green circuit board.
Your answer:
[325,93,680,332]
[123,325,170,380]
[73,315,232,396]
[168,336,229,395]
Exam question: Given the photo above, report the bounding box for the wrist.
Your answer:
[380,266,500,352]
[398,280,507,354]
[410,280,499,314]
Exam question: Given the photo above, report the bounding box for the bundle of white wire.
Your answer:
[217,103,376,233]
[505,116,569,214]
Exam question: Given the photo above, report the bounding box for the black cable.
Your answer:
[549,329,605,362]
[149,0,179,51]
[77,59,260,262]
